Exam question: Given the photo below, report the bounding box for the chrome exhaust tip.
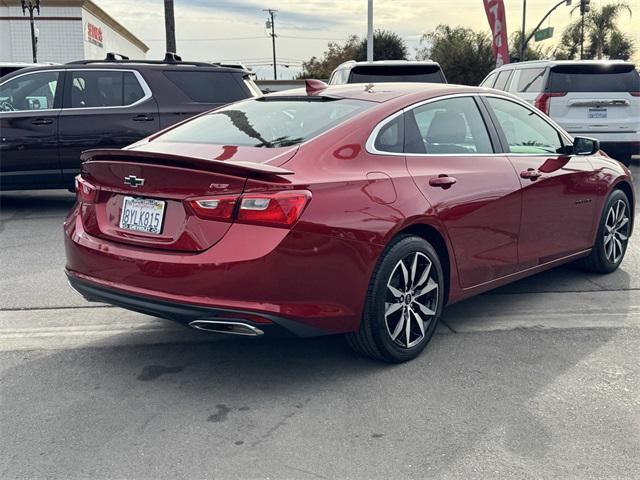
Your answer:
[188,320,264,336]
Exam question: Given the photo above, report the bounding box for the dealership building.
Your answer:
[0,0,148,63]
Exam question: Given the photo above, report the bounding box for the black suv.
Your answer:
[0,53,260,190]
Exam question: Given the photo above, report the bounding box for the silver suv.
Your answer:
[480,60,639,165]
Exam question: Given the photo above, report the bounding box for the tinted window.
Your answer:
[349,65,444,83]
[516,68,546,92]
[487,97,564,154]
[405,97,493,154]
[374,114,404,153]
[550,64,639,92]
[69,71,145,108]
[0,71,59,111]
[157,98,371,148]
[493,70,513,91]
[164,71,247,103]
[481,72,498,88]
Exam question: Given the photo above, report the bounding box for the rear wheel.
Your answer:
[581,189,631,273]
[346,235,444,363]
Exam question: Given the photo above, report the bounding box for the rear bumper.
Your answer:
[64,203,378,336]
[66,272,322,337]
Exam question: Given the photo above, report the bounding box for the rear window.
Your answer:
[349,65,445,83]
[156,97,372,148]
[164,71,248,103]
[549,64,639,93]
[516,68,546,92]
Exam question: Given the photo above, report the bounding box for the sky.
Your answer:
[95,0,640,79]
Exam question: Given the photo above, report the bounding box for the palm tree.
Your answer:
[558,1,634,60]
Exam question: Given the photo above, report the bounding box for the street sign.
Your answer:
[534,26,554,42]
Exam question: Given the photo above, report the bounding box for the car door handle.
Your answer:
[520,168,542,180]
[31,118,53,125]
[133,115,154,122]
[429,174,457,189]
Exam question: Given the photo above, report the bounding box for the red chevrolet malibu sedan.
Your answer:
[65,82,635,362]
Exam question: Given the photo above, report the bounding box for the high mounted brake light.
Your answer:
[186,190,311,228]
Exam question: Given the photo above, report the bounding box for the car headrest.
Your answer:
[426,112,467,145]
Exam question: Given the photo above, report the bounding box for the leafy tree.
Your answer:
[416,25,494,85]
[299,29,408,79]
[555,1,634,60]
[355,29,408,62]
[509,30,549,62]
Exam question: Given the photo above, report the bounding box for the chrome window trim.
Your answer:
[0,68,152,114]
[365,91,573,157]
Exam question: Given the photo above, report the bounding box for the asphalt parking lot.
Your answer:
[1,162,639,479]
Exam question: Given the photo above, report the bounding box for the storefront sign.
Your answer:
[86,22,103,48]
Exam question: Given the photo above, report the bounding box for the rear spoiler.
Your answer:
[80,149,295,178]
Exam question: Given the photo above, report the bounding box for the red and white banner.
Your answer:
[483,0,509,67]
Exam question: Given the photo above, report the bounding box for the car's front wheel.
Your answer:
[581,189,632,273]
[346,235,444,363]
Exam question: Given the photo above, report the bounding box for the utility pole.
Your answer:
[520,0,527,62]
[579,0,591,60]
[367,0,373,62]
[521,0,573,61]
[264,9,277,80]
[164,0,176,54]
[21,0,40,63]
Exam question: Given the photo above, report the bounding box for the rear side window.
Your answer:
[164,71,247,103]
[68,71,145,108]
[550,64,639,93]
[349,65,444,83]
[516,68,546,93]
[405,97,493,154]
[156,98,372,148]
[493,70,513,91]
[374,114,404,153]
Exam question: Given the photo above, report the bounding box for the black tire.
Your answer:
[581,189,632,273]
[346,235,445,363]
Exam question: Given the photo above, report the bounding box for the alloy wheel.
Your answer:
[385,252,439,348]
[604,199,630,264]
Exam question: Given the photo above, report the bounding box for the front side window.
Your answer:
[0,71,59,111]
[481,72,498,88]
[69,71,145,108]
[156,97,372,148]
[405,97,493,154]
[486,97,564,154]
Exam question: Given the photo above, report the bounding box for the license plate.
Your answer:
[588,107,607,119]
[119,196,165,235]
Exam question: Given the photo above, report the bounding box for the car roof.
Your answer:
[267,82,486,103]
[0,61,247,82]
[494,59,635,70]
[335,60,441,70]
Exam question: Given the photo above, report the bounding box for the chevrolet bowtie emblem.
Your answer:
[124,175,144,187]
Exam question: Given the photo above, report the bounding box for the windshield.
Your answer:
[156,97,372,148]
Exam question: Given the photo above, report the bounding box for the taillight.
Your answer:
[186,190,311,228]
[534,92,566,115]
[237,190,312,227]
[186,195,238,222]
[75,175,98,203]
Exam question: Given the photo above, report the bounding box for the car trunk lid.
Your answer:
[78,146,296,252]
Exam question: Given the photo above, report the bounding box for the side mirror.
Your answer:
[573,136,600,156]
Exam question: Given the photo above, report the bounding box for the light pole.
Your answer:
[367,0,373,61]
[21,0,40,63]
[164,0,176,54]
[520,0,527,62]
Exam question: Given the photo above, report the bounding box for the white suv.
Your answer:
[480,60,640,165]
